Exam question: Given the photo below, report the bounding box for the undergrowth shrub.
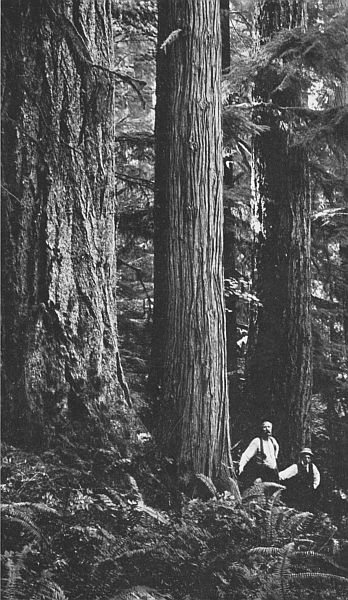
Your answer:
[1,437,348,600]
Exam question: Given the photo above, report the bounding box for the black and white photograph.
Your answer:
[1,1,348,599]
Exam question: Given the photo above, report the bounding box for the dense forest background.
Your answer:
[1,1,348,599]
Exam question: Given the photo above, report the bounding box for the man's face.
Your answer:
[261,422,272,437]
[300,453,312,465]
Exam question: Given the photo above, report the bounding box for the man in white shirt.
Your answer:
[279,448,320,511]
[239,421,280,486]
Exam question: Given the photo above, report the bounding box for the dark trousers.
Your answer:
[240,464,279,490]
[258,465,279,483]
[283,484,316,512]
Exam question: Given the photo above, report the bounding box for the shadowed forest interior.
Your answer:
[1,1,348,599]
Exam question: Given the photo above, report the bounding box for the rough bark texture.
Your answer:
[152,0,235,483]
[1,0,125,447]
[329,0,348,489]
[245,0,312,462]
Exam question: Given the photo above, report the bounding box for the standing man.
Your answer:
[279,448,320,511]
[239,421,279,486]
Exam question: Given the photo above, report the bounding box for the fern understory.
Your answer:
[1,436,348,600]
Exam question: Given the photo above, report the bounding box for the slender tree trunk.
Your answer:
[1,0,125,447]
[151,0,236,485]
[245,0,312,462]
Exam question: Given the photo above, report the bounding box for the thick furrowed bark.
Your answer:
[1,0,125,446]
[245,1,312,462]
[152,0,236,485]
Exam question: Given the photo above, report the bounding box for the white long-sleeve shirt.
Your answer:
[239,436,279,473]
[279,463,320,489]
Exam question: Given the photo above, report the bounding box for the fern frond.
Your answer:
[160,29,182,53]
[275,542,295,600]
[316,525,338,553]
[248,546,282,557]
[288,572,348,585]
[1,511,46,547]
[265,492,286,543]
[191,473,218,499]
[267,505,297,540]
[2,503,60,517]
[286,511,314,538]
[135,500,169,524]
[294,551,348,575]
[2,556,25,600]
[113,586,172,600]
[242,482,268,504]
[90,541,162,600]
[31,578,68,600]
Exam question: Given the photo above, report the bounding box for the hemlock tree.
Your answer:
[245,0,312,461]
[1,0,127,446]
[151,0,237,488]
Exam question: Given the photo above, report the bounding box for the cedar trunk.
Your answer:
[1,0,125,446]
[245,0,312,461]
[152,0,234,481]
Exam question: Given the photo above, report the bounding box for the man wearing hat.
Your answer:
[279,448,320,511]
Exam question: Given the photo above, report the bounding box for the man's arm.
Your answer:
[279,464,298,481]
[313,465,320,489]
[239,438,258,474]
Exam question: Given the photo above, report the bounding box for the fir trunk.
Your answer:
[1,0,125,447]
[245,0,312,461]
[152,0,235,483]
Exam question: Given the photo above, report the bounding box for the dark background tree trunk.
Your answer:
[1,0,125,447]
[328,0,348,490]
[245,0,312,462]
[151,0,235,483]
[221,0,239,376]
[220,0,231,73]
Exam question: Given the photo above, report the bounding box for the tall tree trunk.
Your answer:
[151,0,236,485]
[329,0,348,490]
[245,0,312,462]
[1,0,125,447]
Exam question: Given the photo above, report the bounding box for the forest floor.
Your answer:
[2,432,348,600]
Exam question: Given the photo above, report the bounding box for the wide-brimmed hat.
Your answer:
[299,448,313,456]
